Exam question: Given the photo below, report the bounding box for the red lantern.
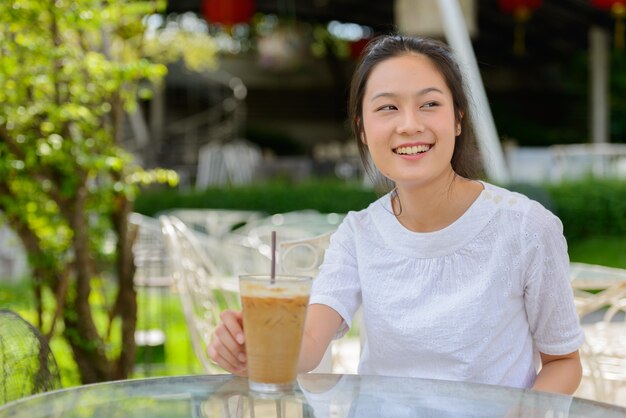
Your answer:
[201,0,255,27]
[592,0,626,49]
[349,38,370,60]
[498,0,543,14]
[498,0,543,55]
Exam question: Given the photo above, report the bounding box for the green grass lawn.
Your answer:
[1,234,624,387]
[567,235,626,269]
[0,280,204,388]
[133,287,204,378]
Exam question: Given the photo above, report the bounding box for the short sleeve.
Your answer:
[310,214,362,339]
[522,202,584,355]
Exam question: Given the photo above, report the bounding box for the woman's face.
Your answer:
[361,53,459,189]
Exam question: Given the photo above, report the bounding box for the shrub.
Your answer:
[135,178,626,241]
[134,180,378,216]
[506,182,557,213]
[546,178,626,240]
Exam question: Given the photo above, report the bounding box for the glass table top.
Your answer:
[1,373,625,418]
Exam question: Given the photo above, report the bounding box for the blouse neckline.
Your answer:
[370,181,499,259]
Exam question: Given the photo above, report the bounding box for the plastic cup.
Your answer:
[239,274,312,394]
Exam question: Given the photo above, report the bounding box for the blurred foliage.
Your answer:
[0,0,187,384]
[244,125,309,156]
[609,50,626,142]
[505,182,556,213]
[489,61,588,147]
[490,46,626,146]
[143,12,220,72]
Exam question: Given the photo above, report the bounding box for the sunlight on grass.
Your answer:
[0,280,204,387]
[134,287,204,377]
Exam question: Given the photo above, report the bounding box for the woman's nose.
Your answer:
[396,110,425,135]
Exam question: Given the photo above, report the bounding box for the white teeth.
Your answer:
[395,145,430,155]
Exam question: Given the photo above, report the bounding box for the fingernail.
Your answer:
[236,333,244,344]
[208,346,216,359]
[238,353,246,362]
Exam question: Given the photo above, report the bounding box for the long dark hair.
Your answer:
[349,34,481,190]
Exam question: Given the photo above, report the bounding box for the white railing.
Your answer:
[505,143,626,184]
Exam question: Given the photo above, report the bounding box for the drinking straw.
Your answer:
[271,230,276,284]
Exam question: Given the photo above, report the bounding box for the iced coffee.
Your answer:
[239,274,312,393]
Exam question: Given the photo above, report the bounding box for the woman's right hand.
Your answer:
[208,310,248,376]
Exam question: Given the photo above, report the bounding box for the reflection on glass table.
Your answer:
[1,374,626,418]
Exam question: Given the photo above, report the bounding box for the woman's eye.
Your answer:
[421,101,440,109]
[376,105,397,111]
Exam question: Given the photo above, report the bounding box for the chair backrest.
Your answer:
[159,215,239,373]
[165,209,264,238]
[278,231,352,374]
[0,310,61,405]
[231,211,344,249]
[570,262,626,287]
[278,231,333,277]
[130,212,171,287]
[570,262,626,318]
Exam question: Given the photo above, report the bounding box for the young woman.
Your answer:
[209,34,584,395]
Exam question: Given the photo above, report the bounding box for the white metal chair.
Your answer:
[129,213,172,373]
[580,298,626,405]
[131,213,171,287]
[571,262,626,318]
[229,211,344,261]
[165,209,264,238]
[278,231,361,375]
[571,262,626,405]
[196,139,263,188]
[278,231,333,277]
[232,211,344,241]
[160,215,250,373]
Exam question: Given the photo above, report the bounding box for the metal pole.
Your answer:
[436,0,510,184]
[589,26,610,144]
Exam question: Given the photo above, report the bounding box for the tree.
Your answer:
[0,0,180,383]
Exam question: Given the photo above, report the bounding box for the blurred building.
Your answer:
[133,0,623,186]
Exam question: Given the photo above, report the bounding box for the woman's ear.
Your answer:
[355,117,367,145]
[356,118,367,144]
[455,111,464,137]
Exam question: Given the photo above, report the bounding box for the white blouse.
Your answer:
[310,182,584,389]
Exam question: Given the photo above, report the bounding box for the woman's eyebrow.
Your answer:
[369,87,444,102]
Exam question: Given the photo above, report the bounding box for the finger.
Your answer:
[209,343,247,376]
[215,324,246,363]
[208,341,238,371]
[221,310,245,345]
[212,334,245,368]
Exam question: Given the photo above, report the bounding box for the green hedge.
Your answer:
[135,178,626,241]
[546,178,626,241]
[134,180,379,217]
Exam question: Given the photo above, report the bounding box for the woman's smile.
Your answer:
[393,143,433,159]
